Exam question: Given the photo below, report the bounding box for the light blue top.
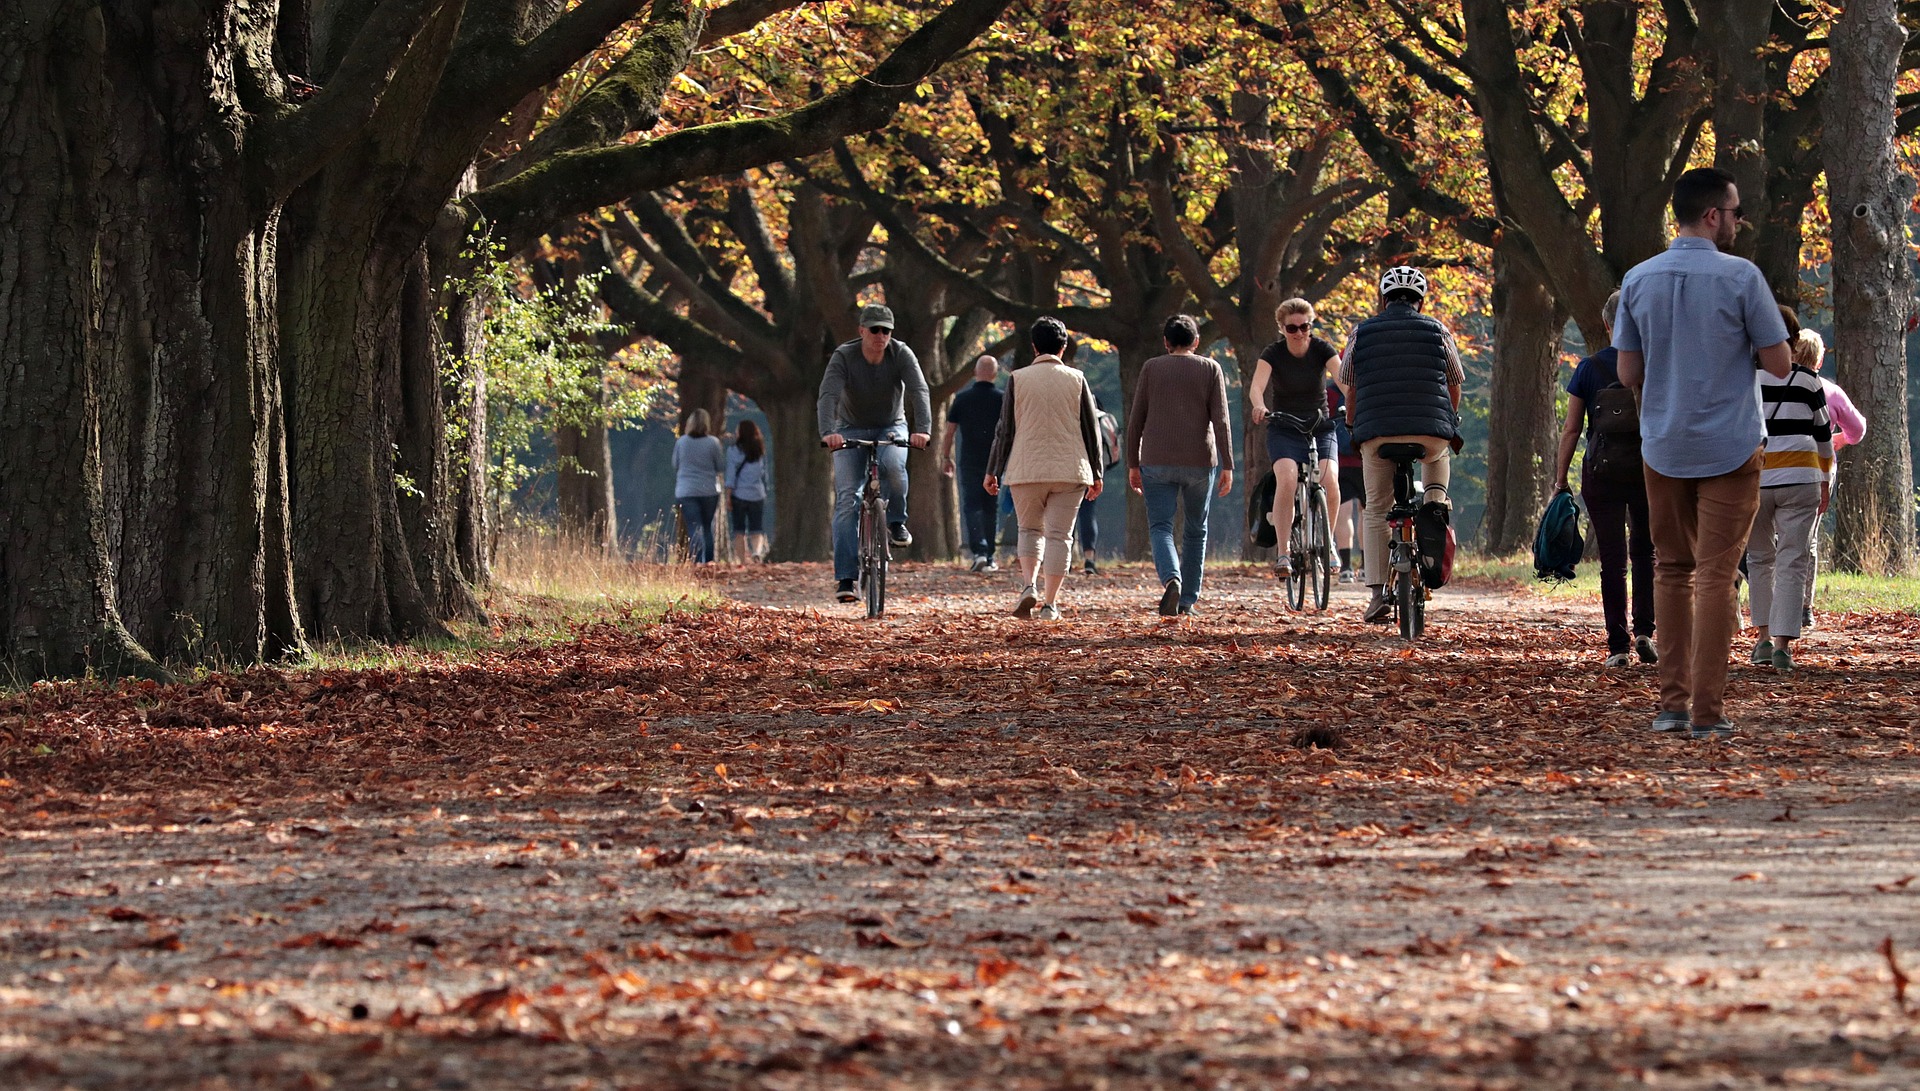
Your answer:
[726,444,768,501]
[671,434,725,499]
[1612,237,1789,478]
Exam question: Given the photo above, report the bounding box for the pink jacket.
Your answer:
[1822,379,1866,448]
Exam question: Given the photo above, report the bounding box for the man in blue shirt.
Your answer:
[940,354,1004,571]
[1615,167,1792,740]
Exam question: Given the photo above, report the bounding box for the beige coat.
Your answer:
[1001,358,1096,487]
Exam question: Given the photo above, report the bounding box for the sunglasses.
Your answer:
[866,326,893,336]
[1714,204,1745,220]
[1283,322,1312,334]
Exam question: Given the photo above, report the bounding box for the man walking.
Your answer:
[940,354,1003,571]
[819,304,932,603]
[1337,266,1463,624]
[1126,314,1234,616]
[1615,166,1792,740]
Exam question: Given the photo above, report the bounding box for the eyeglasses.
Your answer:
[866,326,892,336]
[1283,322,1313,334]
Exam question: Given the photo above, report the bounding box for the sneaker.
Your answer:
[1363,587,1392,624]
[1158,578,1182,616]
[1690,720,1736,741]
[1751,637,1774,666]
[835,579,858,603]
[1013,585,1038,619]
[1650,710,1690,733]
[1634,635,1658,664]
[1771,645,1795,672]
[970,556,991,573]
[1083,558,1097,575]
[1273,555,1292,574]
[889,523,912,548]
[1327,564,1341,581]
[1604,651,1632,669]
[1338,569,1356,584]
[1801,607,1816,631]
[984,560,1000,572]
[1178,602,1199,616]
[1036,603,1061,621]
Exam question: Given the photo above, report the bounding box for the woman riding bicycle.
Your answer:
[1249,298,1341,579]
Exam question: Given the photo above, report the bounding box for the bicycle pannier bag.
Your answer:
[1247,471,1278,548]
[1416,500,1455,589]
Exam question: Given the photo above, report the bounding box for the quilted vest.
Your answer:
[1002,359,1095,487]
[1348,304,1457,446]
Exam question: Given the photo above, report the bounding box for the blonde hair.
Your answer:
[1276,298,1315,323]
[683,408,711,437]
[1791,328,1824,371]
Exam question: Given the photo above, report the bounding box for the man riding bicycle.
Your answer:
[819,304,932,603]
[1336,267,1463,624]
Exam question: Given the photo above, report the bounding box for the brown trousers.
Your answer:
[1643,449,1763,725]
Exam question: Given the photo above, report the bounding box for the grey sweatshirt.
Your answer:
[816,339,933,435]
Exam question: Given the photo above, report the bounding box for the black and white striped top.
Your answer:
[1758,366,1833,489]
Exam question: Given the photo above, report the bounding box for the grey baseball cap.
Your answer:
[858,304,895,330]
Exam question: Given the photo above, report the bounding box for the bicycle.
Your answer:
[1376,442,1434,640]
[827,437,909,618]
[1266,409,1337,611]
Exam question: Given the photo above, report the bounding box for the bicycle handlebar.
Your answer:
[1266,410,1337,438]
[822,437,914,449]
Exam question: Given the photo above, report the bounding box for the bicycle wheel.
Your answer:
[1309,487,1332,611]
[1396,564,1419,641]
[863,500,887,618]
[1285,504,1307,610]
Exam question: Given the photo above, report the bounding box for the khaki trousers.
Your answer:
[1010,482,1086,577]
[1644,449,1763,725]
[1360,436,1450,587]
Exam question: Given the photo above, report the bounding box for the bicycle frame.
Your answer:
[1269,411,1335,611]
[833,437,906,619]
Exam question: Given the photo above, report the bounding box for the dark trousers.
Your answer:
[678,494,719,564]
[1076,492,1098,554]
[1582,471,1654,654]
[959,467,999,559]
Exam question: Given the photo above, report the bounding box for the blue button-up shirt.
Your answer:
[1613,237,1790,478]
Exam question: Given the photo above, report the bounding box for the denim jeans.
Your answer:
[832,424,909,581]
[1140,464,1216,608]
[959,465,999,559]
[678,494,719,564]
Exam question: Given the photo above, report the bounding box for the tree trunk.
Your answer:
[397,247,488,617]
[1480,246,1566,554]
[762,391,834,562]
[556,416,618,550]
[1,0,305,679]
[431,231,491,590]
[1825,0,1917,574]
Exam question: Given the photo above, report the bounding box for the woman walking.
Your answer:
[1747,325,1834,672]
[1248,298,1341,579]
[673,408,726,564]
[727,419,770,563]
[985,317,1105,620]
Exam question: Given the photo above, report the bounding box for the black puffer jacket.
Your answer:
[1348,304,1457,446]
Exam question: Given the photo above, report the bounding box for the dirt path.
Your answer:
[2,561,1918,1089]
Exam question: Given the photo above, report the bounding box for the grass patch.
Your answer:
[1454,550,1920,616]
[306,531,716,672]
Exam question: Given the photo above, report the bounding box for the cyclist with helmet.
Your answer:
[1335,266,1464,624]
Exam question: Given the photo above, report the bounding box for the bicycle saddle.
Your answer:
[1376,442,1429,463]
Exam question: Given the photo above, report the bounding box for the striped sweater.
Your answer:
[1758,365,1833,488]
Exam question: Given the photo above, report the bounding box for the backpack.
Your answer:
[1095,409,1122,471]
[1533,488,1585,581]
[1583,383,1642,484]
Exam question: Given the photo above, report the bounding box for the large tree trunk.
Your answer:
[556,417,618,550]
[1825,0,1917,574]
[762,391,835,562]
[1480,246,1566,554]
[906,392,962,561]
[1,0,305,679]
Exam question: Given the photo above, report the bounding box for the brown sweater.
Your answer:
[1125,352,1234,471]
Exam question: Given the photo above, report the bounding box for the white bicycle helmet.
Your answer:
[1378,265,1428,300]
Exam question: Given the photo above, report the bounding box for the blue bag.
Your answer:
[1533,488,1584,581]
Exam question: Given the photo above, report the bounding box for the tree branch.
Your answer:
[472,0,1015,248]
[701,0,818,44]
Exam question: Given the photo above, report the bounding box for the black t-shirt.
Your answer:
[1259,336,1340,419]
[946,380,1004,470]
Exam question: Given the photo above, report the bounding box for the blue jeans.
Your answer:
[959,465,998,559]
[678,494,719,564]
[832,425,909,581]
[1141,464,1216,608]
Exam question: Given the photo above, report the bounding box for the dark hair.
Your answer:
[1672,166,1736,226]
[1163,313,1200,348]
[1776,303,1801,341]
[1030,316,1069,356]
[735,418,764,463]
[1382,289,1423,307]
